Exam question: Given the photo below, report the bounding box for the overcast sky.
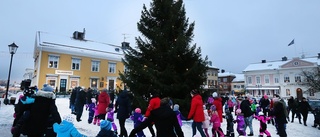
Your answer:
[1,0,320,83]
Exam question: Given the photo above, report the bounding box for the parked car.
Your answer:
[308,100,320,111]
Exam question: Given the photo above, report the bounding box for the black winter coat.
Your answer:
[240,99,253,117]
[115,91,131,119]
[19,90,61,136]
[272,101,287,124]
[129,105,184,137]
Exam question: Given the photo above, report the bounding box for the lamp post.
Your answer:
[3,42,18,105]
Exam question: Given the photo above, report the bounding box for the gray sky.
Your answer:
[1,0,320,83]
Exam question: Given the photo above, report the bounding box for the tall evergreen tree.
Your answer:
[119,0,208,101]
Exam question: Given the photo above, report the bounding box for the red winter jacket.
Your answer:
[188,94,205,122]
[97,91,110,115]
[213,97,223,123]
[145,96,161,117]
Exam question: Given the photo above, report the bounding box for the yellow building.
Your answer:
[32,31,126,92]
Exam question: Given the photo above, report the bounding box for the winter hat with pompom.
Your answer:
[258,111,264,116]
[210,105,216,111]
[173,104,180,111]
[212,92,218,98]
[100,120,112,130]
[135,108,141,113]
[42,84,54,92]
[236,109,242,115]
[91,98,96,103]
[63,114,74,123]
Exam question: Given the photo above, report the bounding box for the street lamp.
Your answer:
[3,42,18,105]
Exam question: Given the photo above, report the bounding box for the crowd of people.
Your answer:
[9,84,320,137]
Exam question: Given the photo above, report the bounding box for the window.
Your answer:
[284,74,290,83]
[223,78,227,82]
[264,75,270,84]
[71,58,81,70]
[274,76,279,83]
[233,85,237,88]
[286,89,290,96]
[91,61,100,72]
[48,55,59,68]
[248,77,252,84]
[91,79,98,88]
[295,74,301,82]
[108,62,116,73]
[223,85,227,89]
[256,76,261,84]
[69,78,79,89]
[241,85,244,88]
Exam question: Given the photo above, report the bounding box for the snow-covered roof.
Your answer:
[36,31,125,61]
[218,72,236,77]
[233,74,244,82]
[243,56,320,72]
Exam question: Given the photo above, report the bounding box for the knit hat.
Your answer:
[264,94,268,99]
[135,108,141,113]
[42,84,54,92]
[190,89,199,95]
[236,109,242,115]
[63,114,74,123]
[23,88,35,97]
[258,111,264,116]
[210,105,216,111]
[212,92,218,98]
[91,98,96,103]
[100,120,112,130]
[173,104,180,111]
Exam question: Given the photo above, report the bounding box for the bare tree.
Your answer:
[301,67,320,94]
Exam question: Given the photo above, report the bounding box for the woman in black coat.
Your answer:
[299,97,312,126]
[115,90,131,137]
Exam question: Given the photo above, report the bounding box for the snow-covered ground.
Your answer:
[1,97,319,137]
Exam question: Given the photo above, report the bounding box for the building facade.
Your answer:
[32,31,126,93]
[243,55,320,99]
[203,66,219,92]
[218,71,236,95]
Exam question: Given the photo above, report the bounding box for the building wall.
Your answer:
[37,51,124,92]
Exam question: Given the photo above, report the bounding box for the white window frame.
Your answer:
[91,61,100,72]
[264,75,270,84]
[71,58,81,70]
[274,76,279,84]
[108,62,116,73]
[284,74,290,83]
[48,55,59,68]
[248,77,252,84]
[256,76,261,84]
[295,74,301,82]
[90,78,99,89]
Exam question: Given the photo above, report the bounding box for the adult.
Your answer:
[69,86,79,114]
[212,92,223,123]
[287,96,298,123]
[86,87,93,104]
[144,90,161,137]
[97,89,110,120]
[187,89,206,137]
[12,84,61,137]
[115,89,131,137]
[299,97,312,126]
[75,87,87,122]
[240,95,254,136]
[259,95,270,117]
[271,97,288,137]
[129,97,184,137]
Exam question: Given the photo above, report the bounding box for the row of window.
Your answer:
[48,55,118,73]
[247,74,302,84]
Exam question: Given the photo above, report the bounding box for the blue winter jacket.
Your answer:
[53,120,87,137]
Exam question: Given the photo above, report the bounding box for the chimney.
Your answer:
[261,60,266,63]
[121,42,130,50]
[221,69,225,73]
[73,28,85,40]
[282,56,287,61]
[318,53,320,59]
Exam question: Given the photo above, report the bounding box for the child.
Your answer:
[173,104,186,127]
[53,114,87,137]
[130,108,145,137]
[255,104,261,116]
[254,112,271,137]
[202,105,210,137]
[224,108,235,137]
[96,120,117,137]
[88,98,96,124]
[93,104,100,126]
[312,107,320,130]
[235,109,246,136]
[210,105,225,137]
[106,104,118,134]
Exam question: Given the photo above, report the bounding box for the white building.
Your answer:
[243,54,320,100]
